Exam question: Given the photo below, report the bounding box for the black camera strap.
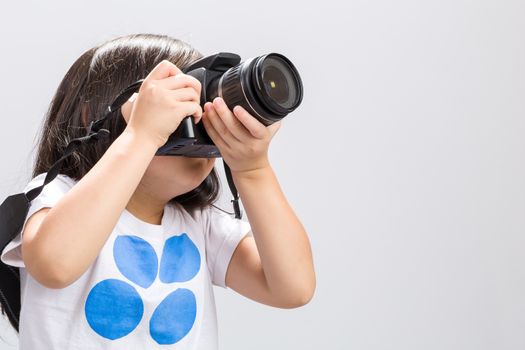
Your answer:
[0,66,245,331]
[105,80,242,219]
[222,160,242,219]
[99,80,243,219]
[0,78,242,254]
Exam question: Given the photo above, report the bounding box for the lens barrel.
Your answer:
[216,53,303,126]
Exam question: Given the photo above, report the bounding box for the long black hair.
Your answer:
[1,33,221,334]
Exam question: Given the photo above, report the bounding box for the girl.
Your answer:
[0,33,315,349]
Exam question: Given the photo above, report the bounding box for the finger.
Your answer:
[193,111,202,124]
[202,109,231,149]
[145,60,182,81]
[202,103,232,148]
[155,73,202,96]
[232,105,267,139]
[176,101,203,121]
[168,87,200,104]
[210,98,252,143]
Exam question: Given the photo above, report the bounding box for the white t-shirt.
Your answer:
[1,172,251,349]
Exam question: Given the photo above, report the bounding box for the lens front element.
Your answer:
[260,56,298,109]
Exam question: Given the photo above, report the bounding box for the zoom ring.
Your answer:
[219,64,272,126]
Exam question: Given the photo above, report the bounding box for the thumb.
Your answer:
[145,60,182,81]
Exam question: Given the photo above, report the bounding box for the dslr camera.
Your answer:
[155,52,304,157]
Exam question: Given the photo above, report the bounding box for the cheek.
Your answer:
[205,158,217,178]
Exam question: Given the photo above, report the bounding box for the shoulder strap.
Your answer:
[0,125,109,333]
[0,77,244,333]
[0,80,141,251]
[0,130,110,251]
[25,80,143,203]
[2,77,243,249]
[25,131,110,202]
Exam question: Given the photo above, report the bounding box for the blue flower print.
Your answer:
[84,233,201,344]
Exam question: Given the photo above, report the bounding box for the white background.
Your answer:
[1,0,524,349]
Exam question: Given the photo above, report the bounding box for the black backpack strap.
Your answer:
[0,129,110,333]
[0,80,141,251]
[0,130,111,249]
[0,80,142,332]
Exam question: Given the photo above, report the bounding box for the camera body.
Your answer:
[154,52,303,158]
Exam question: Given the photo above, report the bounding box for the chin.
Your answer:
[147,157,215,185]
[180,157,216,185]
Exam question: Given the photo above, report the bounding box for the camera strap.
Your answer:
[103,80,242,219]
[95,80,243,219]
[0,78,243,330]
[223,160,242,219]
[0,105,113,331]
[0,79,242,254]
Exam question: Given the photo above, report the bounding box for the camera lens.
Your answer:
[216,53,303,126]
[263,65,289,104]
[258,55,299,110]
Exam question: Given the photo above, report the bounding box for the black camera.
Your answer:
[154,52,304,157]
[20,51,304,223]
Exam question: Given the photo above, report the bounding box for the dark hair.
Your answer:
[33,33,221,211]
[1,33,221,335]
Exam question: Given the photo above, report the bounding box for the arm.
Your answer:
[226,166,316,308]
[202,97,316,308]
[23,60,202,289]
[22,128,159,288]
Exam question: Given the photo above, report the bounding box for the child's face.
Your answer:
[121,95,217,202]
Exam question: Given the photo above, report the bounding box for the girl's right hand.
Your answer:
[121,59,203,148]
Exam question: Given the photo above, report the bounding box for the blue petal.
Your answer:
[85,279,143,340]
[113,235,158,288]
[159,233,200,283]
[150,288,197,344]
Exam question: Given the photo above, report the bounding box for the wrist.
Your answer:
[122,125,164,151]
[231,162,273,181]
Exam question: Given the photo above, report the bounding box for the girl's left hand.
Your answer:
[201,97,281,174]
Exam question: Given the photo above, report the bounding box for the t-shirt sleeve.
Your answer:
[204,205,251,289]
[0,173,75,268]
